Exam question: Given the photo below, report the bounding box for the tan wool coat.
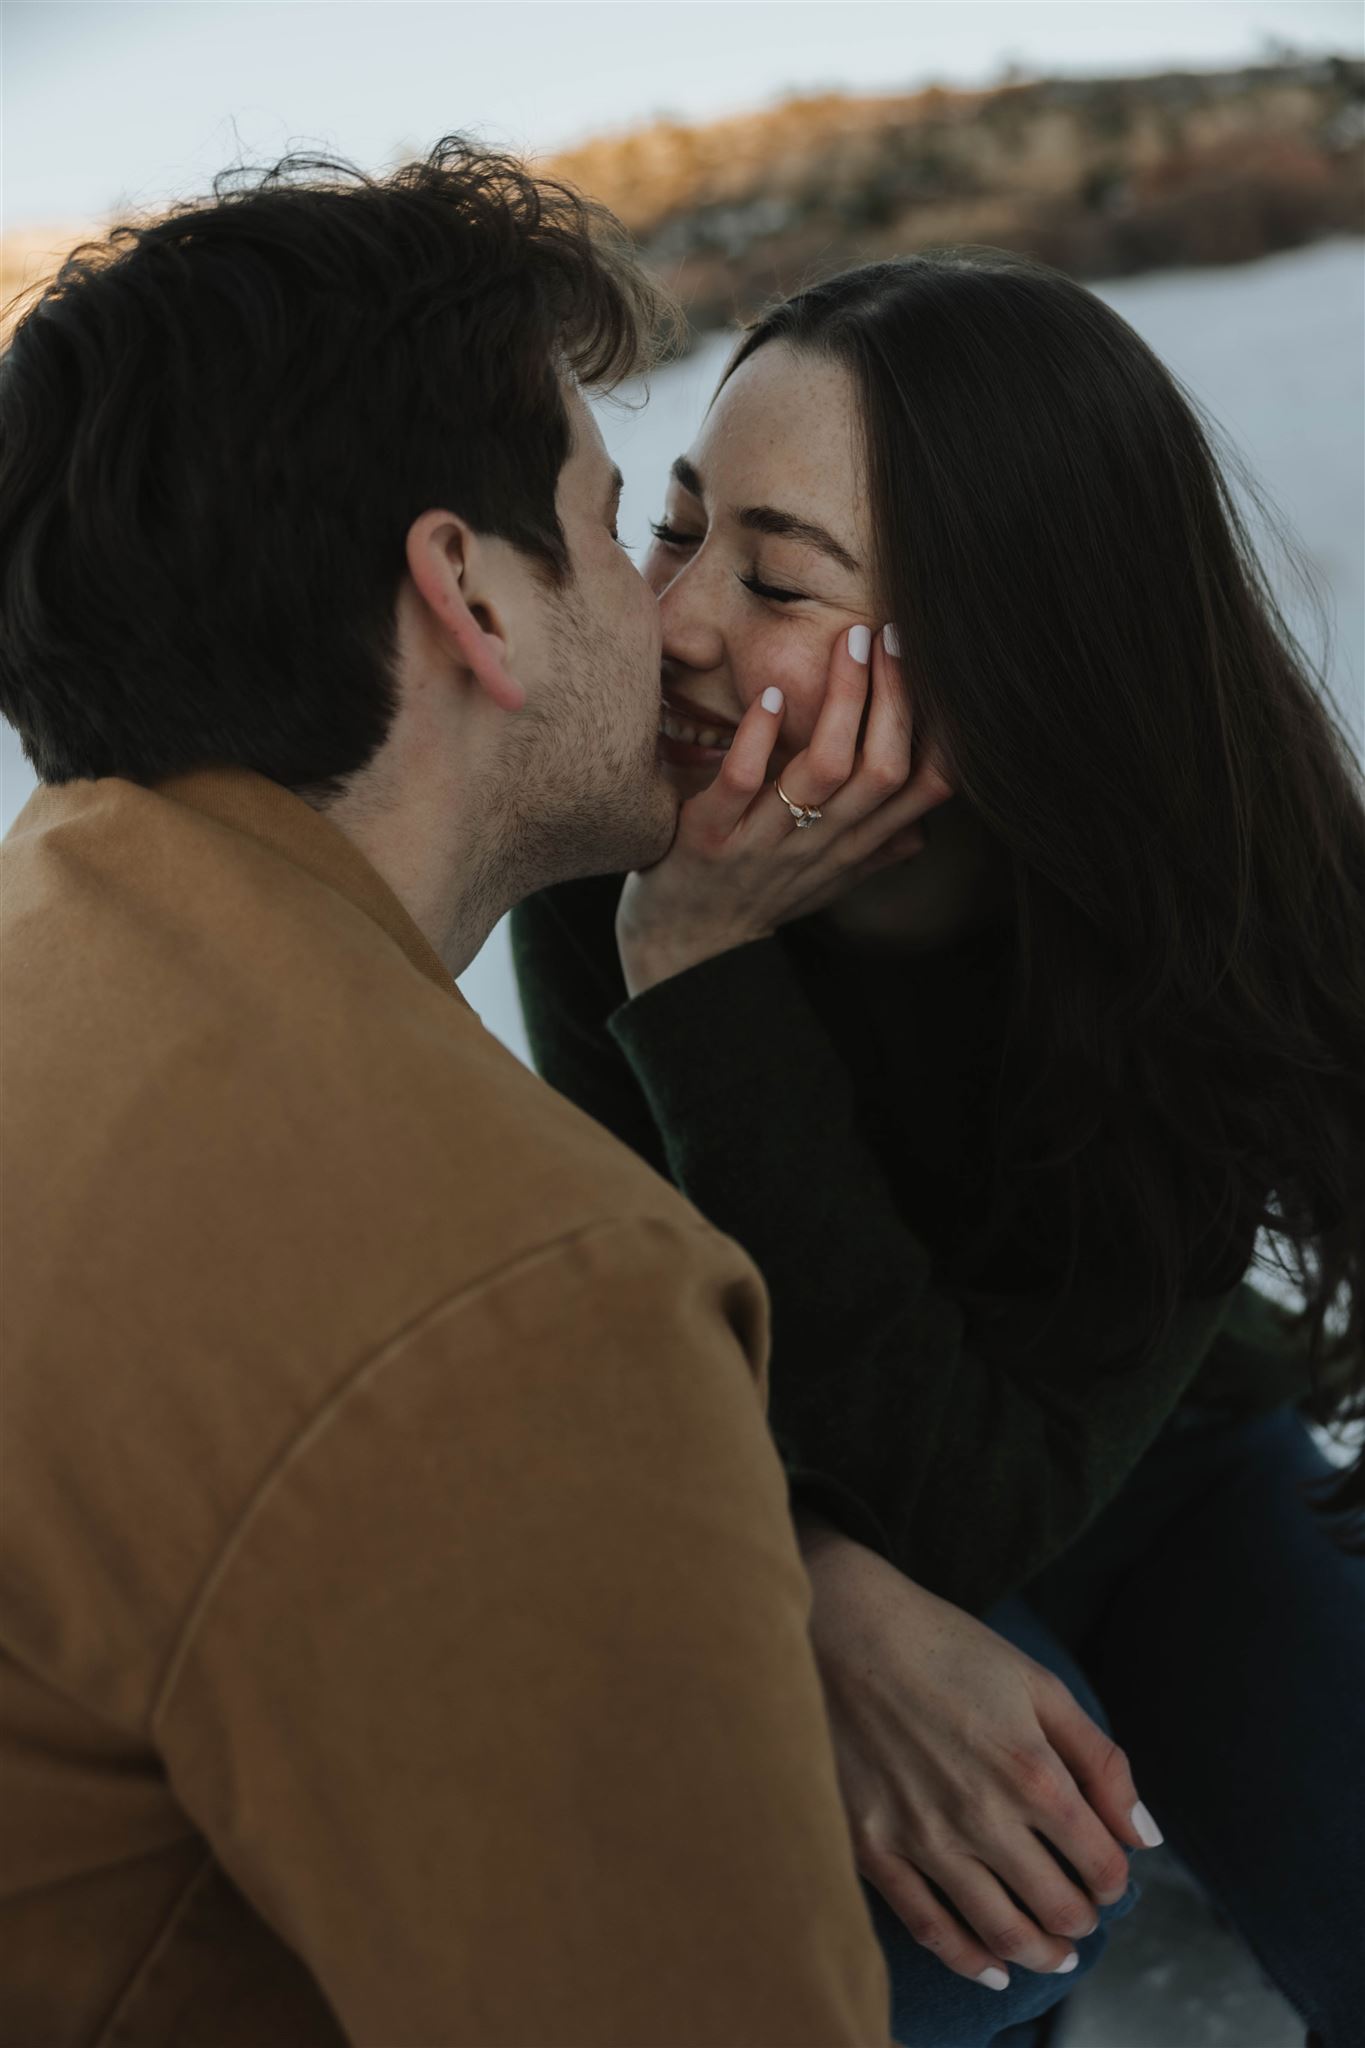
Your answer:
[0,767,892,2048]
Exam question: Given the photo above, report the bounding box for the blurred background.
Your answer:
[3,7,1363,2042]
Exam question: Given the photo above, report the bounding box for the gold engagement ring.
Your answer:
[774,777,823,829]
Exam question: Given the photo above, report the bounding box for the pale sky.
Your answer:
[5,1,1363,228]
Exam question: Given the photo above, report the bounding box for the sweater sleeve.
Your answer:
[513,883,1237,1616]
[154,1218,893,2048]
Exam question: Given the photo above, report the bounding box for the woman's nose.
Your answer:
[657,560,726,674]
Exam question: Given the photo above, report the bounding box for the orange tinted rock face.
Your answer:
[544,58,1363,335]
[1,227,99,337]
[3,58,1361,344]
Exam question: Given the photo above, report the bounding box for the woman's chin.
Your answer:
[658,748,788,805]
[659,754,724,800]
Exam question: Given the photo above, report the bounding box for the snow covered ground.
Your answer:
[1061,1847,1302,2047]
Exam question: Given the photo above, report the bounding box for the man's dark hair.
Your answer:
[0,137,676,800]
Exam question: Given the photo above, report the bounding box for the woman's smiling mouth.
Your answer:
[659,691,738,757]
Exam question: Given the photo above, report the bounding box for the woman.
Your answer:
[511,250,1365,2047]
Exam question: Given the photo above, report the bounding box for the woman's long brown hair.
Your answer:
[725,251,1365,1536]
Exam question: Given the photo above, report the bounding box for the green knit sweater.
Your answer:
[510,874,1311,1615]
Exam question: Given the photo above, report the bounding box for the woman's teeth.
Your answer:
[660,708,733,752]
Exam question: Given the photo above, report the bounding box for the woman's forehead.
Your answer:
[688,344,867,546]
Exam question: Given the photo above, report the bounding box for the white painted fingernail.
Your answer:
[1131,1801,1164,1847]
[883,623,901,658]
[1053,1952,1080,1974]
[760,686,784,714]
[847,623,872,664]
[976,1967,1010,1991]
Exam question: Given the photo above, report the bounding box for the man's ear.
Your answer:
[404,509,527,714]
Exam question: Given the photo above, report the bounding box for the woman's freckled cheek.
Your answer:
[738,627,828,745]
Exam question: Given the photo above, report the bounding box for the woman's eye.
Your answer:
[648,520,702,549]
[647,519,804,603]
[738,572,806,605]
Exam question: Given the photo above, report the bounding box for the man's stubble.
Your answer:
[468,583,677,925]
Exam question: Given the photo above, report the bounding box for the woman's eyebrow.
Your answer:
[735,505,861,575]
[668,455,860,575]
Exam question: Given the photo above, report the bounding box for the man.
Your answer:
[0,141,892,2044]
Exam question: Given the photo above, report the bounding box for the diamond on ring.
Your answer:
[774,776,822,828]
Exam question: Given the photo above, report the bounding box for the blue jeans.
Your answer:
[866,1405,1364,2048]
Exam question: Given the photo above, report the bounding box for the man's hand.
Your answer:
[795,1516,1160,1991]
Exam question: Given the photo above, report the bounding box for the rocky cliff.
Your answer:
[545,55,1364,335]
[4,57,1361,343]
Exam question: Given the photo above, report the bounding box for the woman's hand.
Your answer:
[616,624,953,999]
[796,1515,1159,1991]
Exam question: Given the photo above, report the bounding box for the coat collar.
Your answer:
[10,765,464,1006]
[154,766,464,1002]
